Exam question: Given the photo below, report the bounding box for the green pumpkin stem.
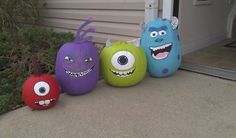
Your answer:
[31,56,42,76]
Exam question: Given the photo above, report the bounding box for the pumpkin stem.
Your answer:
[75,18,95,43]
[31,55,42,76]
[80,27,95,41]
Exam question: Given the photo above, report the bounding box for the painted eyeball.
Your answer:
[34,81,50,96]
[159,30,167,36]
[85,57,93,63]
[150,31,158,37]
[111,51,135,70]
[64,56,73,63]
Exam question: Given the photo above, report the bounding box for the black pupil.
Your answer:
[87,58,91,62]
[39,87,46,93]
[118,55,128,65]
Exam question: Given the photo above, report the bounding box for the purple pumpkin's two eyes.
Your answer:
[64,56,93,64]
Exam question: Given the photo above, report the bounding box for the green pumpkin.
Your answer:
[100,41,147,87]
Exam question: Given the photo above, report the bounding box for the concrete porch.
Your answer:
[0,70,236,138]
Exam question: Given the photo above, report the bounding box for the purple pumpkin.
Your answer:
[55,18,99,95]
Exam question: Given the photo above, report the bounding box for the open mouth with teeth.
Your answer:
[65,65,95,78]
[35,99,56,106]
[111,67,136,77]
[150,43,172,60]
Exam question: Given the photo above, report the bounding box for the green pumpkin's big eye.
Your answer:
[111,51,135,70]
[118,55,128,65]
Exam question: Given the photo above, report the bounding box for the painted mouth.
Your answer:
[150,43,172,60]
[65,65,95,78]
[110,67,135,77]
[35,99,56,107]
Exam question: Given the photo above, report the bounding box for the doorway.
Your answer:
[232,15,236,38]
[181,2,236,81]
[173,0,179,17]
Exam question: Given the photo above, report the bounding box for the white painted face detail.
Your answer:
[35,99,56,106]
[150,31,158,38]
[159,30,167,36]
[65,66,94,78]
[64,56,73,63]
[111,67,135,77]
[111,51,135,70]
[150,43,172,60]
[34,81,50,96]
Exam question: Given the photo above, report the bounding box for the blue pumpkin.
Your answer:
[141,17,182,77]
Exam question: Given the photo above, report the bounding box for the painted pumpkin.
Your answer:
[100,40,147,87]
[141,17,182,77]
[22,58,60,110]
[55,18,99,95]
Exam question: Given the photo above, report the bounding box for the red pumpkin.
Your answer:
[22,74,60,110]
[22,57,60,110]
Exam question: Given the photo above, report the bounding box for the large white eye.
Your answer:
[111,51,135,70]
[159,30,167,36]
[85,57,93,64]
[150,31,158,37]
[64,56,73,63]
[34,81,50,96]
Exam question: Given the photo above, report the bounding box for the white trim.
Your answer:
[162,0,174,20]
[145,0,158,25]
[227,2,236,38]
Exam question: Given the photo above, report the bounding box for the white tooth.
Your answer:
[150,43,171,51]
[45,100,50,105]
[39,101,44,105]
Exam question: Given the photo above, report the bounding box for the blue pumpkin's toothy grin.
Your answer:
[65,65,95,78]
[111,67,136,77]
[150,43,172,60]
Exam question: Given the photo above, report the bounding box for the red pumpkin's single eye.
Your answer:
[34,81,50,96]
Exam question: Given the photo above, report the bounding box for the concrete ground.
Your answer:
[0,70,236,138]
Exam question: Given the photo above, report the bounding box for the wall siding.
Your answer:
[40,0,163,45]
